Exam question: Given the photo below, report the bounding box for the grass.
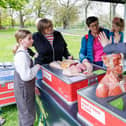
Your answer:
[0,27,83,62]
[1,104,18,126]
[0,27,84,126]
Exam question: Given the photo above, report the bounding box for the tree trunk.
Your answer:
[11,17,15,27]
[0,9,4,29]
[63,18,69,29]
[85,2,90,21]
[0,10,2,28]
[84,2,90,29]
[9,9,15,27]
[85,6,88,20]
[19,10,24,28]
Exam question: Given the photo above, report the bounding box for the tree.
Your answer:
[53,0,80,29]
[80,0,91,21]
[33,0,53,18]
[0,0,29,28]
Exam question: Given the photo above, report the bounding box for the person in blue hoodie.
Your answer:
[109,17,124,44]
[79,16,109,67]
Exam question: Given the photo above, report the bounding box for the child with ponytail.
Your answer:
[13,29,40,126]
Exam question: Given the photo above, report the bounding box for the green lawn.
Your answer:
[0,27,83,126]
[0,28,82,62]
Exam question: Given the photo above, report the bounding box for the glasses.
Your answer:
[90,22,99,28]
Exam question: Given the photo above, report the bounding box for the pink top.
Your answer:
[93,36,106,62]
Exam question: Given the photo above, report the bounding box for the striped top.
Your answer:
[44,33,54,45]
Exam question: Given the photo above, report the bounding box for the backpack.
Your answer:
[85,34,88,42]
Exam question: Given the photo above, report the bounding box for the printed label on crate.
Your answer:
[8,82,14,89]
[81,98,105,125]
[43,70,52,82]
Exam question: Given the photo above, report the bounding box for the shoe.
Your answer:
[0,118,5,125]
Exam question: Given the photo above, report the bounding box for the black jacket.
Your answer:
[32,30,70,65]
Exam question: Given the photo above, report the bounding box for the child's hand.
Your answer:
[35,87,40,95]
[114,32,121,44]
[68,56,73,60]
[36,64,41,69]
[34,53,39,58]
[98,32,112,47]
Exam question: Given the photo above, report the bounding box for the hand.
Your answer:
[34,53,39,58]
[83,61,93,73]
[82,59,89,65]
[68,56,73,60]
[98,32,112,47]
[82,59,93,73]
[114,32,121,44]
[36,64,41,69]
[35,87,40,95]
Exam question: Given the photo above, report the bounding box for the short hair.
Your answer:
[37,18,53,33]
[86,16,98,27]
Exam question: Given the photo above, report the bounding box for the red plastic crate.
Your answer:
[42,64,105,104]
[0,81,16,107]
[77,85,126,126]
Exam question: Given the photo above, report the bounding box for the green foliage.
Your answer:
[53,6,79,28]
[0,0,7,8]
[33,0,53,18]
[0,0,29,10]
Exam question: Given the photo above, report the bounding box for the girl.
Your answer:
[109,17,124,44]
[13,29,40,126]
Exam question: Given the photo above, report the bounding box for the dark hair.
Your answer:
[86,16,98,27]
[37,18,53,33]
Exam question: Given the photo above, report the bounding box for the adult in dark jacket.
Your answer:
[32,18,71,65]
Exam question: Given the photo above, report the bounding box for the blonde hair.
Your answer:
[13,29,31,54]
[112,17,125,32]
